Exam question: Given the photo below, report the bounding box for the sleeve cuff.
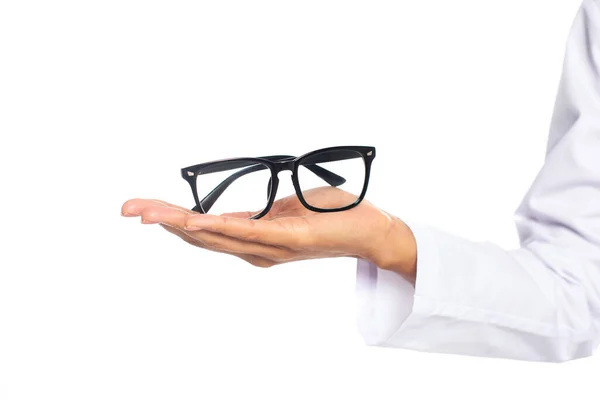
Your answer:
[356,220,440,345]
[355,219,597,361]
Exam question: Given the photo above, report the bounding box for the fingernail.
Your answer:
[141,219,155,224]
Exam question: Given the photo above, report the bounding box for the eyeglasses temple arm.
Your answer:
[196,164,266,213]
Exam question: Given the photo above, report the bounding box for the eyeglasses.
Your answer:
[180,146,376,219]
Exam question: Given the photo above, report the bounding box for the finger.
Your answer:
[220,211,255,218]
[137,205,301,260]
[122,198,196,217]
[184,214,312,249]
[221,210,276,220]
[140,205,189,228]
[159,224,278,268]
[149,212,298,261]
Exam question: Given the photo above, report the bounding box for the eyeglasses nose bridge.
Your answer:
[272,159,295,173]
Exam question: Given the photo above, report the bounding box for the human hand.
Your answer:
[121,187,417,282]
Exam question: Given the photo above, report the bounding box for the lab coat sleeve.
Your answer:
[356,0,600,362]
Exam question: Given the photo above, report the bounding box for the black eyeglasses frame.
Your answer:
[180,145,376,219]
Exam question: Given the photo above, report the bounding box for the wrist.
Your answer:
[366,213,417,284]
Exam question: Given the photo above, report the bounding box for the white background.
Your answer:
[0,0,596,399]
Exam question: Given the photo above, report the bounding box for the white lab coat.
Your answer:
[356,0,600,362]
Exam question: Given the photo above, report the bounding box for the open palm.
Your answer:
[122,186,415,276]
